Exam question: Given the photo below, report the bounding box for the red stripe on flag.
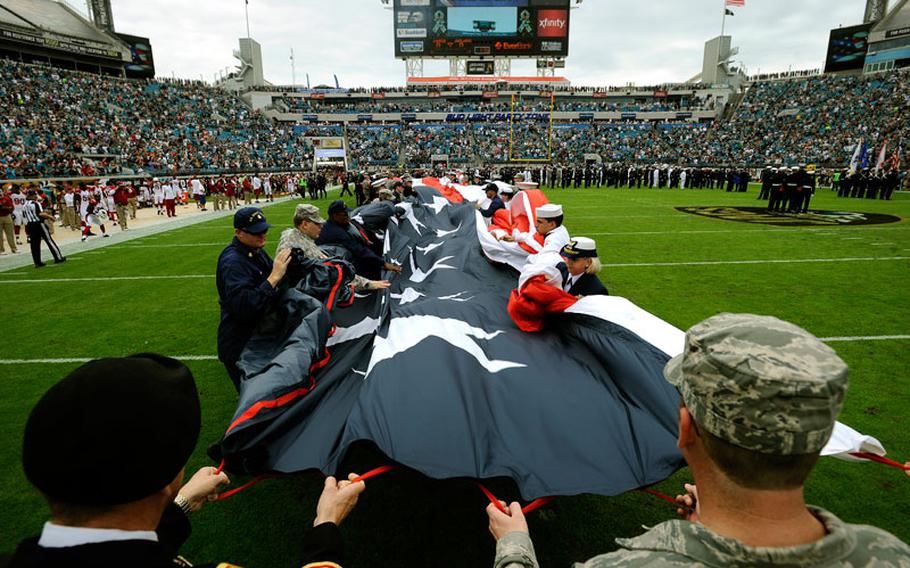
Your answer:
[726,0,744,5]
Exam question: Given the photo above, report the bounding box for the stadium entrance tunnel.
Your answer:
[676,206,903,227]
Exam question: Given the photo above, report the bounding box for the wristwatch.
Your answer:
[174,494,193,517]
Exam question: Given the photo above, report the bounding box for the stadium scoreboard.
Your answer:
[823,23,873,74]
[394,0,570,59]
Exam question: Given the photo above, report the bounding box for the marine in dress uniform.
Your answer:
[560,237,608,297]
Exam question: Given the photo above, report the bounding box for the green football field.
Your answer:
[1,185,907,567]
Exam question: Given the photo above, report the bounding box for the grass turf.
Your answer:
[0,185,907,566]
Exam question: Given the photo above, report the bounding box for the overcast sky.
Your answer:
[103,0,867,87]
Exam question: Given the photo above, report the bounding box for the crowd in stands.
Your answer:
[247,81,714,94]
[0,59,311,179]
[282,97,544,114]
[347,125,402,166]
[1,58,907,180]
[400,124,474,164]
[745,68,822,82]
[282,96,717,115]
[701,68,909,167]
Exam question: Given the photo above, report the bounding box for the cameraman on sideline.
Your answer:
[216,207,292,391]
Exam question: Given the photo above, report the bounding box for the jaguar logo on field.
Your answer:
[676,206,903,227]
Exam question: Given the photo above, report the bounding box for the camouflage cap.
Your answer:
[664,313,848,455]
[294,203,325,225]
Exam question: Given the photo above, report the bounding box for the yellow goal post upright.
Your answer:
[508,93,555,163]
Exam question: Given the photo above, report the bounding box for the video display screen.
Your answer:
[394,0,570,58]
[824,23,873,73]
[116,33,155,79]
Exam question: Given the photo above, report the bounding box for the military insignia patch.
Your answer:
[676,207,902,227]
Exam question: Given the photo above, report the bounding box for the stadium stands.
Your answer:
[0,59,311,178]
[698,70,910,166]
[0,56,907,179]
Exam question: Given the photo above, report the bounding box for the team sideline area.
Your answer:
[1,185,907,567]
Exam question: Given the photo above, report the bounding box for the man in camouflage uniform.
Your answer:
[276,203,391,293]
[489,313,910,568]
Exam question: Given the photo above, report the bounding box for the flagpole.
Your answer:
[721,0,727,38]
[290,48,296,88]
[244,0,251,39]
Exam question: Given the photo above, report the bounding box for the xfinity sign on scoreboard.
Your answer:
[394,0,570,58]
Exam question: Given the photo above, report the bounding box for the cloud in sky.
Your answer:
[109,0,866,86]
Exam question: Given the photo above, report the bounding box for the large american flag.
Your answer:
[726,0,745,6]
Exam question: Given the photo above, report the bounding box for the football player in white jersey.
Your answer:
[105,185,117,225]
[252,174,262,203]
[262,175,273,202]
[9,186,27,245]
[152,179,164,215]
[191,177,206,210]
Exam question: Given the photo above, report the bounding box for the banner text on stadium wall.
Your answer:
[445,112,551,122]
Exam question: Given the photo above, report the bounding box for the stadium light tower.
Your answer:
[87,0,115,32]
[864,0,888,22]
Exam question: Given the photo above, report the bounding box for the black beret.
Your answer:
[23,354,201,506]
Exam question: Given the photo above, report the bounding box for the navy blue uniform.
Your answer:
[216,237,278,389]
[316,219,384,280]
[566,273,609,297]
[480,196,505,218]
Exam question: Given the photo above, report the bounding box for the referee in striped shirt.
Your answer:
[23,190,65,268]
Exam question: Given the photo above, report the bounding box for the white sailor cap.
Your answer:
[516,181,539,190]
[561,237,598,259]
[536,204,563,219]
[500,186,515,195]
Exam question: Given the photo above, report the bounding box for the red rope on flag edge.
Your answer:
[209,451,909,513]
[849,452,910,470]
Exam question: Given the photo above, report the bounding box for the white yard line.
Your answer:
[121,243,226,248]
[820,335,910,342]
[588,226,908,237]
[607,256,909,268]
[0,274,212,284]
[1,257,906,282]
[3,335,908,365]
[0,355,219,365]
[0,194,305,273]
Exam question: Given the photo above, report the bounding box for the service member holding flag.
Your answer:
[6,354,367,568]
[489,314,910,567]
